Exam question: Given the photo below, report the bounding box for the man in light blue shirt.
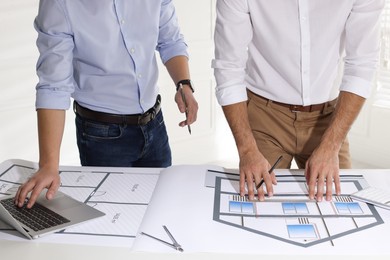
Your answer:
[15,0,198,208]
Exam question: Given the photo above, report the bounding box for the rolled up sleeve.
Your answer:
[35,0,75,110]
[157,0,188,64]
[212,0,252,106]
[341,0,385,98]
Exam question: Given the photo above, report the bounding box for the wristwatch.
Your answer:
[176,79,194,93]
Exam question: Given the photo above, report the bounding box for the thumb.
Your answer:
[46,179,60,200]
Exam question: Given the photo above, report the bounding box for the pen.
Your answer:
[256,155,283,190]
[180,83,191,134]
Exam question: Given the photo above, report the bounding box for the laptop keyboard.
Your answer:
[0,198,70,231]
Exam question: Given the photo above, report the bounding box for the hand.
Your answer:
[174,85,198,127]
[14,167,61,208]
[239,148,277,201]
[305,147,340,202]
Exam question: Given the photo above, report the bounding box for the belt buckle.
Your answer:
[149,110,156,121]
[138,115,146,125]
[291,105,302,113]
[138,110,155,125]
[138,97,160,125]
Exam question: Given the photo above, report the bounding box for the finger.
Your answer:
[257,184,265,201]
[253,173,262,200]
[325,176,333,201]
[178,119,187,127]
[263,173,274,198]
[316,175,325,202]
[246,174,255,200]
[186,110,195,125]
[333,172,341,196]
[239,172,246,197]
[178,102,186,113]
[14,185,22,205]
[17,182,36,207]
[186,102,198,125]
[307,173,317,200]
[304,161,310,186]
[46,179,61,200]
[270,171,278,185]
[27,185,45,209]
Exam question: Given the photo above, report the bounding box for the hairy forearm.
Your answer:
[319,91,365,151]
[222,102,258,156]
[37,109,66,171]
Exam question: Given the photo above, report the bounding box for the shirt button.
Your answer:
[138,74,142,78]
[131,48,135,53]
[121,20,125,24]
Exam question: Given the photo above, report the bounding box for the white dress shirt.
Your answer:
[212,0,385,106]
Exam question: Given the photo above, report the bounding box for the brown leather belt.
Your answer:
[257,95,330,112]
[74,95,161,125]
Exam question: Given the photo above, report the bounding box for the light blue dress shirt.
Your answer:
[35,0,188,114]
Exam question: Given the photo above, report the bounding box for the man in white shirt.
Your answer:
[212,0,384,202]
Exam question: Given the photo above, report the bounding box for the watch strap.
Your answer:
[176,79,194,93]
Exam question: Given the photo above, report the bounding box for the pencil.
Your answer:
[256,155,283,190]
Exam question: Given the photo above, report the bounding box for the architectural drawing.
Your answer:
[0,159,160,247]
[130,166,390,254]
[210,171,384,247]
[1,160,389,254]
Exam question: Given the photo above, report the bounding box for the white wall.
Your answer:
[1,1,387,169]
[349,100,390,168]
[0,1,40,163]
[0,0,232,166]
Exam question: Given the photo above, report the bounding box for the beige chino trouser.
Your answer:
[246,90,351,169]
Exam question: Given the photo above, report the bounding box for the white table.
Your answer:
[1,169,390,260]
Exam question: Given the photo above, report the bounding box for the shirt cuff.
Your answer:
[216,83,248,106]
[160,43,189,64]
[36,90,71,110]
[340,75,373,98]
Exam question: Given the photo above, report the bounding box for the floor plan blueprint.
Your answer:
[1,160,389,254]
[211,171,384,248]
[0,159,160,248]
[134,165,390,255]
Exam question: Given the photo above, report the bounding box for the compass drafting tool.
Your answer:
[141,225,183,252]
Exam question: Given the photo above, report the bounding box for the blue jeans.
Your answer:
[75,110,172,167]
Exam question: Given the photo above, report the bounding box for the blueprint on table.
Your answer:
[1,159,390,254]
[0,159,160,248]
[134,165,390,255]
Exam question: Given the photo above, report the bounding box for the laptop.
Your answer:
[0,190,105,239]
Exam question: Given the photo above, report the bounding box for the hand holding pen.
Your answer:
[176,82,198,134]
[256,155,283,190]
[254,155,283,201]
[180,83,191,134]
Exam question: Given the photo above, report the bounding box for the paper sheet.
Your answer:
[1,159,390,255]
[133,166,390,255]
[0,159,160,248]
